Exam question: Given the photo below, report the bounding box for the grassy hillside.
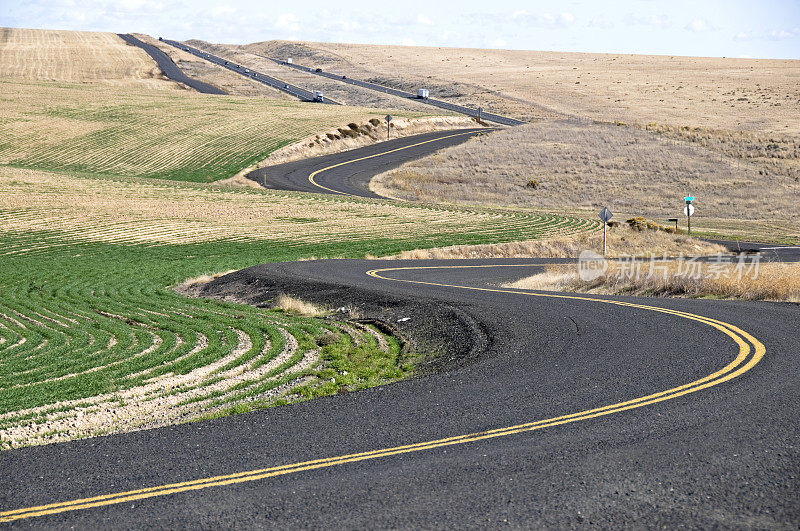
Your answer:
[0,79,427,182]
[0,27,173,89]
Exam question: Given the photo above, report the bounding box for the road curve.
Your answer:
[117,34,226,95]
[1,258,797,526]
[248,127,488,198]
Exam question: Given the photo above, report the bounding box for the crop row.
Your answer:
[0,79,424,182]
[0,270,404,449]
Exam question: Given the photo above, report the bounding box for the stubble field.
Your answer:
[0,78,431,182]
[0,27,177,89]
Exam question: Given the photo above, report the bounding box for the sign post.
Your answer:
[385,115,392,140]
[598,207,613,256]
[683,196,695,236]
[477,107,483,121]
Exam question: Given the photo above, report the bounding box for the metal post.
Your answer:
[603,222,607,256]
[684,197,694,237]
[387,122,390,140]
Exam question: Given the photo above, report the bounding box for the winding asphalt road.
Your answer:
[248,127,488,197]
[1,258,798,527]
[2,130,798,526]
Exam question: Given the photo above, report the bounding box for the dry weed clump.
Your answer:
[174,270,237,296]
[274,294,326,316]
[387,226,726,260]
[505,261,800,302]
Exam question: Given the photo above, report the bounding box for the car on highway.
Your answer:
[315,68,322,72]
[342,75,347,79]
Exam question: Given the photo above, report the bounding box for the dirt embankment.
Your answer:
[197,264,490,375]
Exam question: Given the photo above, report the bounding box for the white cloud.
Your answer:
[625,13,671,29]
[586,16,614,29]
[767,28,800,40]
[512,11,574,27]
[416,13,433,25]
[490,37,507,48]
[210,5,235,18]
[274,13,299,32]
[735,27,799,42]
[685,18,715,33]
[400,37,415,46]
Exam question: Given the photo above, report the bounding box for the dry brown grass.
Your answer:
[371,121,800,242]
[173,270,238,296]
[387,225,726,260]
[274,294,326,316]
[246,40,800,135]
[0,28,179,89]
[504,261,800,302]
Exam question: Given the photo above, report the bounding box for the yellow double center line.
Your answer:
[307,129,485,196]
[1,263,765,523]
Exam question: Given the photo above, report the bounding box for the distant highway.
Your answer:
[159,39,339,104]
[118,34,226,94]
[261,55,526,126]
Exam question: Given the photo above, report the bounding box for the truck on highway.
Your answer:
[417,88,430,99]
[286,58,293,64]
[313,91,324,102]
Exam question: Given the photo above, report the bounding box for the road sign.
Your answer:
[385,115,392,122]
[684,196,694,202]
[684,204,695,216]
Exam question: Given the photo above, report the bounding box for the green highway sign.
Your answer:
[684,196,695,202]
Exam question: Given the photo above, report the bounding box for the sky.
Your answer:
[2,0,799,59]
